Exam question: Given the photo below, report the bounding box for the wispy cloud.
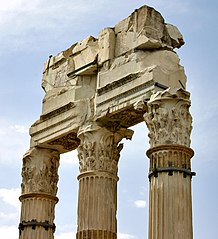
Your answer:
[118,232,137,239]
[133,200,147,208]
[0,0,107,52]
[10,125,28,133]
[0,188,20,232]
[0,225,18,239]
[0,188,21,209]
[0,212,19,225]
[2,0,185,54]
[0,120,29,166]
[55,231,76,239]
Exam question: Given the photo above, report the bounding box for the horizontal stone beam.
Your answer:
[30,5,186,153]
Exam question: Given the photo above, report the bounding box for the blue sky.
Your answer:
[0,0,217,238]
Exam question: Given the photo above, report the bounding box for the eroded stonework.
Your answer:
[29,5,187,152]
[21,147,60,195]
[77,125,133,174]
[19,5,194,239]
[144,88,192,147]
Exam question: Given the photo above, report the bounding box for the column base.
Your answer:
[76,230,116,239]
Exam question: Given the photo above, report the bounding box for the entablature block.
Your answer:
[30,5,187,154]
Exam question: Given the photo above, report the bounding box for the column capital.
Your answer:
[144,88,192,148]
[21,147,60,196]
[77,123,133,175]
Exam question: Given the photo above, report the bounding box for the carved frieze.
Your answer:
[144,88,192,147]
[21,147,60,195]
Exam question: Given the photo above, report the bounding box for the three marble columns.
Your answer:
[19,89,195,239]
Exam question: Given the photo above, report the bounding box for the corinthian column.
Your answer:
[19,147,60,239]
[76,124,133,239]
[144,88,195,239]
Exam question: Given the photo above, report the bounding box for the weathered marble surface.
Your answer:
[19,148,60,239]
[30,5,186,153]
[144,88,192,147]
[20,5,194,239]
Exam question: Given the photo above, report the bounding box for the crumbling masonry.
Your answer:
[19,5,195,239]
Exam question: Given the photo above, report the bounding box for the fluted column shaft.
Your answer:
[144,89,195,239]
[19,147,60,239]
[76,125,133,239]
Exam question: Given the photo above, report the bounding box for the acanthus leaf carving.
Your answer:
[21,147,60,195]
[77,125,132,174]
[144,88,192,147]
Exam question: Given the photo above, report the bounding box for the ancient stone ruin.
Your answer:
[19,5,195,239]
